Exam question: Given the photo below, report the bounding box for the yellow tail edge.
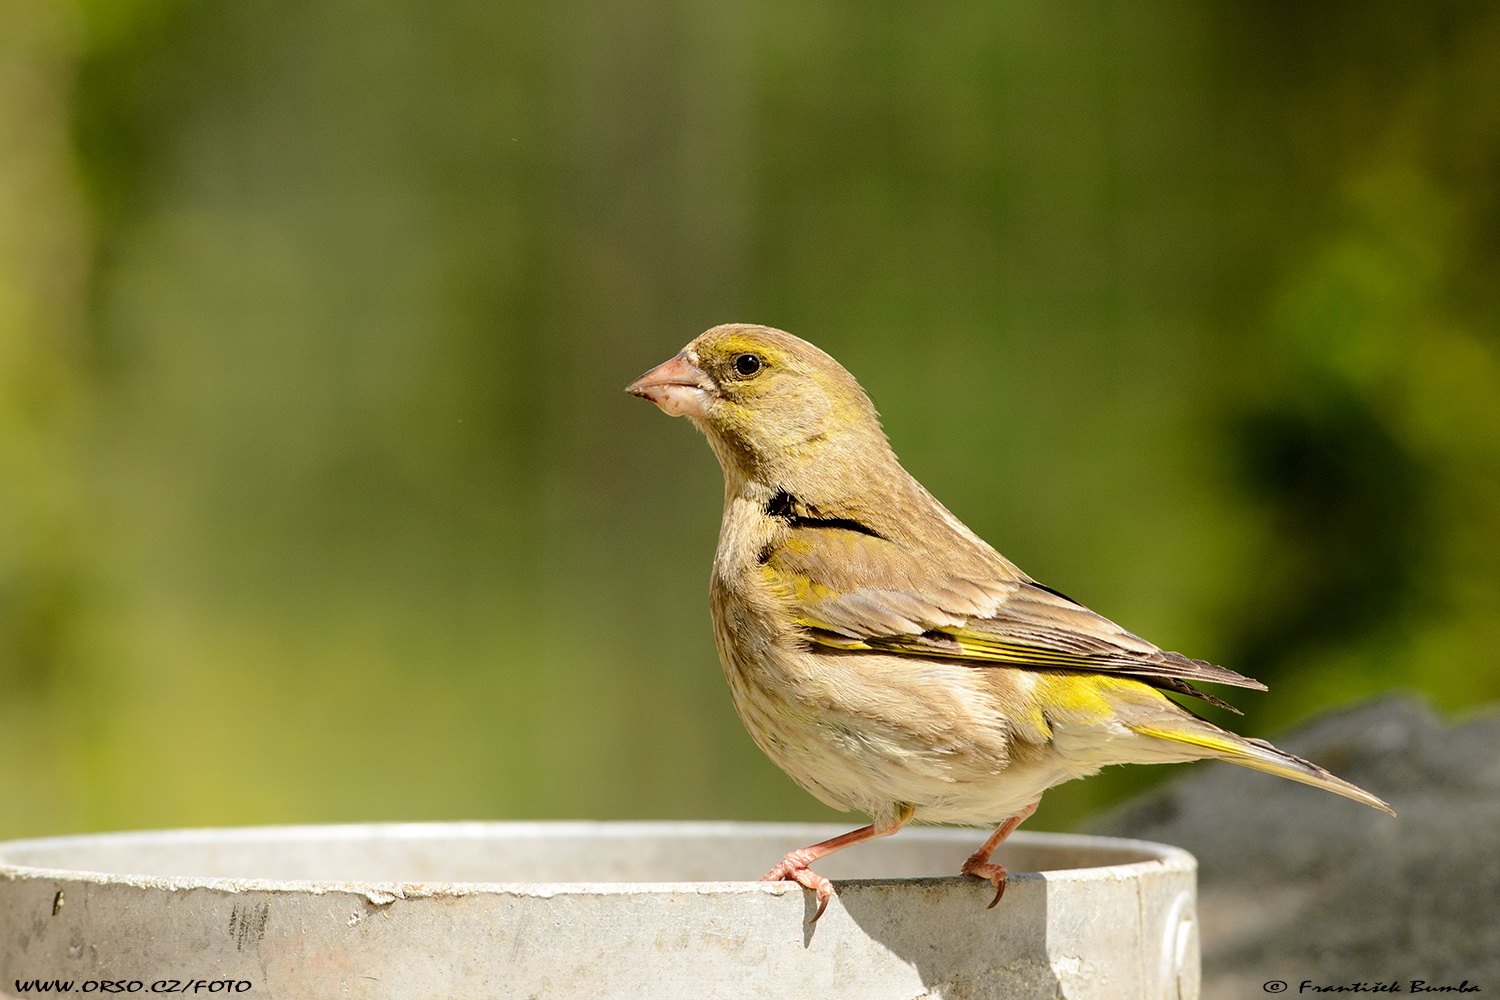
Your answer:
[1131,724,1395,816]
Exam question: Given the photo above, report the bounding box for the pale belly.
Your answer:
[719,632,1225,831]
[718,635,1126,827]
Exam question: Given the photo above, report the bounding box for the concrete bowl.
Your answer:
[0,821,1198,999]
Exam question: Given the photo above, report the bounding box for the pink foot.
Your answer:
[960,855,1009,908]
[761,852,835,922]
[961,800,1038,910]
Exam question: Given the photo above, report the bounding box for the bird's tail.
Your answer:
[1129,721,1395,815]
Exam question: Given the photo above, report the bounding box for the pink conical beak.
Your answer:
[625,352,715,418]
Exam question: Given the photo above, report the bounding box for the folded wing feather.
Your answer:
[762,524,1264,707]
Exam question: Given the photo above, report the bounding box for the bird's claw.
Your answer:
[761,855,835,922]
[961,859,1009,909]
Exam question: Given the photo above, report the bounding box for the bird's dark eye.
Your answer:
[732,353,764,378]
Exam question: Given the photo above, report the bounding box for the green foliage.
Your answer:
[1,0,1497,838]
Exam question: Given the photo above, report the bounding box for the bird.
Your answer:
[626,323,1392,922]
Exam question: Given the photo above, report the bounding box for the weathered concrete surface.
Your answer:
[0,823,1198,1000]
[1095,695,1500,1000]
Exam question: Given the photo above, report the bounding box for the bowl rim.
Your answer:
[0,820,1195,901]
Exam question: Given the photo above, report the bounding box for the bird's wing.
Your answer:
[762,526,1264,707]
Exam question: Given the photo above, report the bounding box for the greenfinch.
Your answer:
[627,323,1391,921]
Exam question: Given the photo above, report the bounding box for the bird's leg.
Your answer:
[961,797,1041,909]
[761,803,915,922]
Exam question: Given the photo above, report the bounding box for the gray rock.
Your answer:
[1093,695,1500,1000]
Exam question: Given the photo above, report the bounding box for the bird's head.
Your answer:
[627,324,892,496]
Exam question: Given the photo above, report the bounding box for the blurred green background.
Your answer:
[3,0,1498,840]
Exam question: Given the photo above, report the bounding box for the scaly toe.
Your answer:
[760,858,801,883]
[962,861,1009,909]
[761,857,835,922]
[791,866,834,922]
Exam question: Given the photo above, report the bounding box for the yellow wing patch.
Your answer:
[799,620,1112,673]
